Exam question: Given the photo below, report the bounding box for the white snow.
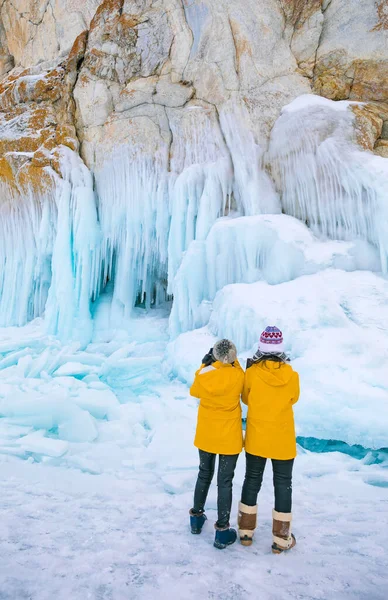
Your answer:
[0,439,387,600]
[281,93,358,113]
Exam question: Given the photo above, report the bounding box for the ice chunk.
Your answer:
[72,388,120,420]
[57,410,98,443]
[0,390,98,443]
[18,430,69,458]
[165,328,217,384]
[54,362,98,377]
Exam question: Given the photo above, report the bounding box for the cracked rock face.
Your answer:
[0,0,101,67]
[0,0,387,186]
[73,0,316,170]
[0,30,87,192]
[314,0,388,102]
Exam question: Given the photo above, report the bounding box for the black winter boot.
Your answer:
[189,509,207,534]
[214,524,237,549]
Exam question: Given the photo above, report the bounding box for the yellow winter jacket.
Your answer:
[191,360,244,455]
[243,361,300,460]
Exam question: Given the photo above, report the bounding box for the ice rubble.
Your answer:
[0,311,175,467]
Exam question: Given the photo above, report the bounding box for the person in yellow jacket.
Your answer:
[237,326,300,554]
[189,339,244,550]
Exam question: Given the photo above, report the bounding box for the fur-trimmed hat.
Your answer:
[212,339,237,364]
[258,326,284,354]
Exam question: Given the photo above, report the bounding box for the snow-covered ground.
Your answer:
[0,313,387,599]
[1,448,388,600]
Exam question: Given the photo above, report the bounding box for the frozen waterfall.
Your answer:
[0,96,387,346]
[267,95,388,272]
[0,147,100,345]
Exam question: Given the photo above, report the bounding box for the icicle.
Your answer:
[0,147,100,345]
[95,151,170,320]
[267,95,388,272]
[166,103,235,293]
[220,105,281,216]
[167,158,234,293]
[0,182,56,326]
[45,147,101,346]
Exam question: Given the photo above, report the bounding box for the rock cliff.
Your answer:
[1,0,387,187]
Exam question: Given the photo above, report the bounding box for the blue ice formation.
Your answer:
[0,95,388,347]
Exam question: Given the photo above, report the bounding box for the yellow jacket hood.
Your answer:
[251,361,295,387]
[192,361,243,396]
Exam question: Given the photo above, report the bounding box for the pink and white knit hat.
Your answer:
[258,325,284,354]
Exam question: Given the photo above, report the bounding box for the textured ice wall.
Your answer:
[169,214,380,336]
[0,183,56,326]
[0,148,100,344]
[267,95,388,272]
[1,96,388,344]
[93,105,279,324]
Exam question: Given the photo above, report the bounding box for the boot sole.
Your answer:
[240,538,253,546]
[272,534,296,554]
[214,540,236,550]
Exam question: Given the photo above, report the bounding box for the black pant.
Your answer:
[241,453,294,512]
[193,450,239,528]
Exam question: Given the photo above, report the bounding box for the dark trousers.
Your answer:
[241,453,294,513]
[193,450,239,528]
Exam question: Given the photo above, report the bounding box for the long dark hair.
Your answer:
[247,353,288,370]
[257,354,286,368]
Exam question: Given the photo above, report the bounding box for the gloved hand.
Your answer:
[202,348,214,367]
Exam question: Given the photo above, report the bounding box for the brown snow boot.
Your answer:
[238,502,257,546]
[272,509,296,554]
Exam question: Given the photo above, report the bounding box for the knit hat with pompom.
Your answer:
[257,326,284,354]
[212,339,237,364]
